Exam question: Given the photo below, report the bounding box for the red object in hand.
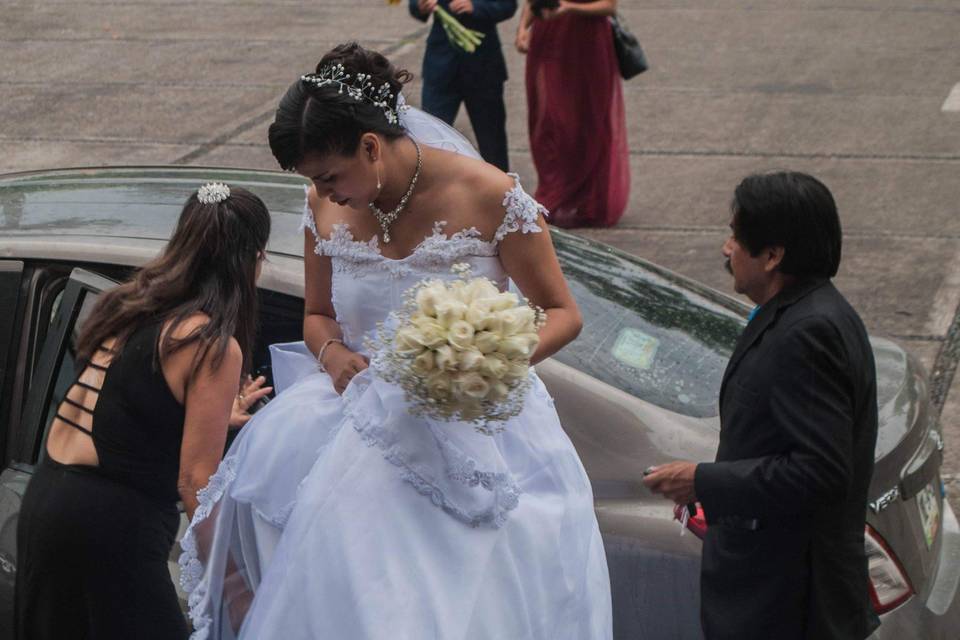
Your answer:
[674,503,708,539]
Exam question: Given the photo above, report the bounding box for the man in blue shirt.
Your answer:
[409,0,517,171]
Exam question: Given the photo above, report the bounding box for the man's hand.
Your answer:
[449,0,474,14]
[643,461,699,505]
[418,0,438,15]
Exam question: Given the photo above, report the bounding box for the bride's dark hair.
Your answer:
[268,42,413,171]
[76,187,271,382]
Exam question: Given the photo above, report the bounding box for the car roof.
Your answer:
[0,166,310,258]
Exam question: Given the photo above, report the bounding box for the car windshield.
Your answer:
[552,233,746,418]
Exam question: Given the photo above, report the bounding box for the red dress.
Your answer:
[526,9,630,228]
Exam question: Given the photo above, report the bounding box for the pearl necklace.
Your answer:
[368,138,422,244]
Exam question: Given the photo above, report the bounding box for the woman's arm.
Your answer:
[303,188,370,393]
[492,180,583,364]
[177,333,243,520]
[515,2,533,53]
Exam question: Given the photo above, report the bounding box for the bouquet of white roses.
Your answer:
[371,264,544,432]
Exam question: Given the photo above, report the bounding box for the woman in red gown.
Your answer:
[517,0,630,228]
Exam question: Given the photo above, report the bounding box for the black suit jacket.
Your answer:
[408,0,516,88]
[695,279,881,640]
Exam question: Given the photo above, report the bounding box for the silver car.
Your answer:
[0,166,957,638]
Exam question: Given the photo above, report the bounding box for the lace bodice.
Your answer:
[300,173,548,353]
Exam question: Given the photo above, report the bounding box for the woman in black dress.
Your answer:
[15,183,273,639]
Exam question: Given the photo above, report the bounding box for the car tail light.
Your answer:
[673,503,708,540]
[865,524,913,614]
[670,510,912,613]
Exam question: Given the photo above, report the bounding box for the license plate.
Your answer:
[917,483,941,549]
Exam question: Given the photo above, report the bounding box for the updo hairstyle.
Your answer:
[268,42,413,171]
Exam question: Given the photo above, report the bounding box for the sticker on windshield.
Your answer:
[917,483,940,549]
[612,328,659,371]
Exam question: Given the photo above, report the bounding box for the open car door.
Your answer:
[0,268,118,634]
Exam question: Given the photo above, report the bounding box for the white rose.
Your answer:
[455,372,491,400]
[487,380,510,401]
[517,332,540,354]
[457,348,485,371]
[447,320,475,351]
[480,353,509,380]
[435,300,468,328]
[479,314,503,335]
[503,359,529,381]
[410,350,435,377]
[434,344,458,372]
[497,308,530,336]
[425,371,453,401]
[489,291,519,312]
[497,335,535,359]
[514,306,538,333]
[413,317,448,349]
[465,299,493,329]
[473,331,501,354]
[415,282,447,317]
[462,278,500,304]
[395,327,427,356]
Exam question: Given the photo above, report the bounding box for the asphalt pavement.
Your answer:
[2,0,960,498]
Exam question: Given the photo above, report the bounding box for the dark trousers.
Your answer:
[422,78,509,172]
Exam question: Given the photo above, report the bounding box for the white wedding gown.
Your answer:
[179,110,612,640]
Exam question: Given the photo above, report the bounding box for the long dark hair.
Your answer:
[268,42,412,170]
[76,186,271,382]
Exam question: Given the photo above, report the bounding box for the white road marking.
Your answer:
[926,244,960,337]
[943,83,960,112]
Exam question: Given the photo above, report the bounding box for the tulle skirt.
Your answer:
[180,342,612,640]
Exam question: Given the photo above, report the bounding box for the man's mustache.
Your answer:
[724,258,733,275]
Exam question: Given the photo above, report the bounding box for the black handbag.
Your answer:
[610,14,648,80]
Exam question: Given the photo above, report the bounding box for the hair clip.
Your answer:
[197,182,231,204]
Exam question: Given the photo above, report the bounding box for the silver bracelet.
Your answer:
[316,338,344,372]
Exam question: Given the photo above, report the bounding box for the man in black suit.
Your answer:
[408,0,516,171]
[644,172,881,639]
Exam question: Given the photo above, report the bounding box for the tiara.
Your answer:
[301,63,399,125]
[197,182,230,204]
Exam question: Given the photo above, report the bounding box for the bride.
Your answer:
[179,42,612,639]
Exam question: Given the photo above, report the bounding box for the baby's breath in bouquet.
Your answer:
[370,264,544,434]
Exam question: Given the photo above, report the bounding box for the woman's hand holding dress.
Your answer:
[322,343,370,395]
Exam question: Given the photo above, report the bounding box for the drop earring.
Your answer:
[376,166,382,193]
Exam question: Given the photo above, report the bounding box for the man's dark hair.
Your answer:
[731,171,842,278]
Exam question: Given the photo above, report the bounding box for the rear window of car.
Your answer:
[552,234,746,418]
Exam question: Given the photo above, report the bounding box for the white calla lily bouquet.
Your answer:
[369,264,544,433]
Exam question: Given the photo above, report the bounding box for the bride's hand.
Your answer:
[322,343,370,395]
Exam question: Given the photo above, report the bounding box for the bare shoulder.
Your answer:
[163,313,240,366]
[453,156,516,206]
[166,312,211,340]
[428,152,519,232]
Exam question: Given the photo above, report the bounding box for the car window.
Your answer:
[552,235,746,418]
[40,291,100,439]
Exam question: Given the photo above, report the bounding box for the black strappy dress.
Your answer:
[15,321,190,640]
